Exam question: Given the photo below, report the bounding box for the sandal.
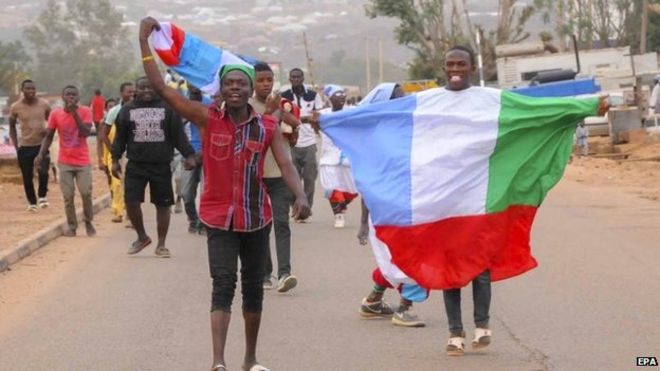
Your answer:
[211,364,227,371]
[246,364,270,371]
[127,237,152,255]
[472,327,492,349]
[446,335,465,356]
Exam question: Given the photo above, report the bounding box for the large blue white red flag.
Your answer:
[319,87,599,289]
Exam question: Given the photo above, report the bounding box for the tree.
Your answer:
[24,0,137,97]
[0,41,30,100]
[365,0,535,81]
[534,0,660,53]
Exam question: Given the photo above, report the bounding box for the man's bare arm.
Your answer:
[270,126,310,219]
[8,113,18,149]
[139,17,207,128]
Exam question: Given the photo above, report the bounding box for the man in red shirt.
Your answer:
[139,17,310,371]
[90,89,105,133]
[35,85,95,237]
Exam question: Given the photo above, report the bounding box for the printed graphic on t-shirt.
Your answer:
[61,125,82,149]
[130,108,166,142]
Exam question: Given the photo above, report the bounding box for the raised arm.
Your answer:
[270,125,310,220]
[139,17,208,128]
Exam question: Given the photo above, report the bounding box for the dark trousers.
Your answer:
[263,177,293,279]
[291,144,317,208]
[207,226,269,313]
[181,163,202,223]
[442,270,491,335]
[17,145,50,205]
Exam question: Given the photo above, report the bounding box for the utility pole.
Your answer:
[365,37,371,92]
[641,0,649,54]
[302,32,316,87]
[476,30,485,87]
[378,37,384,84]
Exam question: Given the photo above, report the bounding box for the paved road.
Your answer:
[0,179,659,371]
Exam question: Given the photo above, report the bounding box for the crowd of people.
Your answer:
[5,16,611,371]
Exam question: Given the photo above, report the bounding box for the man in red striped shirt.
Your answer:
[139,17,310,371]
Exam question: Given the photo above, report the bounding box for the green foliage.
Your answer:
[365,0,535,81]
[23,0,137,98]
[0,41,30,97]
[534,0,660,52]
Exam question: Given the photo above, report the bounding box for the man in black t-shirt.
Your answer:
[112,76,195,258]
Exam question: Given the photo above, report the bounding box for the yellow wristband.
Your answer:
[142,55,155,63]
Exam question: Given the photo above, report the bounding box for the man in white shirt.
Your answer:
[281,68,324,220]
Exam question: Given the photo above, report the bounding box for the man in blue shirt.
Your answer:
[181,84,205,234]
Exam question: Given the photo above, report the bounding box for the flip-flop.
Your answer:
[127,237,152,255]
[211,364,227,371]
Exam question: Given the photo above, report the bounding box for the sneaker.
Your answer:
[263,276,274,290]
[38,198,49,208]
[188,222,197,234]
[154,245,171,258]
[333,214,345,228]
[173,198,183,214]
[127,237,152,255]
[197,225,206,236]
[27,204,38,212]
[391,306,426,327]
[295,216,311,224]
[111,215,123,223]
[447,333,466,356]
[276,274,298,293]
[85,222,97,237]
[472,328,492,350]
[62,229,76,237]
[359,297,395,318]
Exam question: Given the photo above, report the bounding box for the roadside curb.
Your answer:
[0,193,111,273]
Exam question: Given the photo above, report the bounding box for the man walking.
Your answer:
[9,79,52,211]
[138,17,311,371]
[282,68,323,221]
[250,62,301,292]
[35,85,95,237]
[90,89,105,134]
[111,77,195,258]
[98,82,135,223]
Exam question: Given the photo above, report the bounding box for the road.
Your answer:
[0,178,659,371]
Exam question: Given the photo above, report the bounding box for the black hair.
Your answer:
[135,76,148,86]
[94,89,102,95]
[289,67,304,76]
[390,84,402,100]
[447,45,475,66]
[21,79,34,89]
[62,85,78,93]
[119,82,133,93]
[105,98,117,108]
[254,62,273,73]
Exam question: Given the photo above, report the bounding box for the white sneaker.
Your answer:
[334,214,345,228]
[27,204,38,212]
[38,197,49,208]
[277,274,298,293]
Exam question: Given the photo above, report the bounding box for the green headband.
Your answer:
[219,64,255,87]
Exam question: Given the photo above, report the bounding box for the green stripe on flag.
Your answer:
[486,91,599,213]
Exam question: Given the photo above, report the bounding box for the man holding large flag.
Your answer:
[316,45,607,356]
[138,17,310,371]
